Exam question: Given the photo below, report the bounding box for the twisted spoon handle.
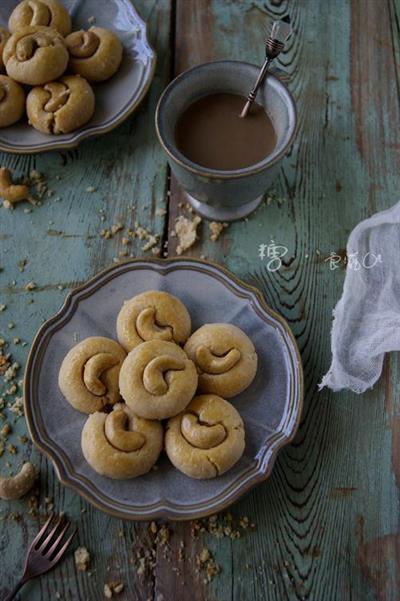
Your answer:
[240,57,272,118]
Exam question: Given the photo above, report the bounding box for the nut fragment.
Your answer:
[74,546,90,571]
[0,167,33,205]
[0,462,36,500]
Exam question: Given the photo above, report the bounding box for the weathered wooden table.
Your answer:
[1,0,399,599]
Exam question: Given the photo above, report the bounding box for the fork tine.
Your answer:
[31,513,54,550]
[51,528,77,564]
[37,514,64,553]
[45,521,71,559]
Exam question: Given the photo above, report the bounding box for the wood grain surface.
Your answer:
[1,0,399,600]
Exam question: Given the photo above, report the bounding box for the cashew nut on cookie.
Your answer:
[116,290,191,351]
[165,395,245,479]
[81,404,163,479]
[27,75,95,134]
[58,336,126,414]
[9,0,71,36]
[184,323,258,397]
[119,340,198,420]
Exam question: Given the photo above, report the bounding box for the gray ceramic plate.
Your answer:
[25,258,303,521]
[0,0,155,153]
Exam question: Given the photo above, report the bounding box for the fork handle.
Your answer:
[3,577,27,601]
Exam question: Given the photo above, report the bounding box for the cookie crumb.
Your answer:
[196,547,220,583]
[175,215,201,255]
[104,581,124,597]
[75,546,90,571]
[209,221,228,242]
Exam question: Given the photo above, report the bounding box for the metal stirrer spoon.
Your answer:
[240,17,292,119]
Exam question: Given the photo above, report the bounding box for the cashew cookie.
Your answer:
[9,0,71,37]
[3,26,68,86]
[165,395,245,479]
[82,403,163,479]
[27,75,95,134]
[184,323,258,398]
[65,27,123,82]
[0,28,11,73]
[0,75,25,127]
[116,290,191,352]
[58,336,126,414]
[119,340,198,420]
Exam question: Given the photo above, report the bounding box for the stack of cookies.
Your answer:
[0,0,123,133]
[58,291,258,480]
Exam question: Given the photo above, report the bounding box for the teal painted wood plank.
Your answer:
[0,1,172,600]
[164,1,400,601]
[1,0,399,600]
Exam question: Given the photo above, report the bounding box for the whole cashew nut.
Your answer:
[181,413,226,449]
[143,355,184,395]
[0,462,36,500]
[16,30,56,61]
[195,345,241,374]
[43,82,69,112]
[83,352,119,396]
[105,408,145,452]
[136,307,173,342]
[0,167,34,206]
[16,36,36,61]
[27,1,52,27]
[66,30,100,58]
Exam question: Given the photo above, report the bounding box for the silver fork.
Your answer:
[3,513,76,601]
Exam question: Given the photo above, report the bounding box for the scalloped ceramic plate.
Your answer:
[0,0,155,153]
[25,259,303,520]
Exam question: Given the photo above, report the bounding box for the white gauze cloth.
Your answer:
[320,201,400,393]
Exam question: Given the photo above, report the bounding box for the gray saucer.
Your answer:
[25,258,303,521]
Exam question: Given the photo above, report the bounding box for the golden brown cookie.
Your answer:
[116,290,191,352]
[65,27,123,82]
[184,323,258,398]
[165,394,245,479]
[0,75,25,127]
[81,403,163,479]
[27,75,95,134]
[0,28,11,73]
[3,26,68,86]
[9,0,71,37]
[58,336,126,414]
[119,340,198,420]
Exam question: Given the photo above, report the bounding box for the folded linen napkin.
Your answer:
[320,201,400,393]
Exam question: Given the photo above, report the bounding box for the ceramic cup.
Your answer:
[155,60,297,221]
